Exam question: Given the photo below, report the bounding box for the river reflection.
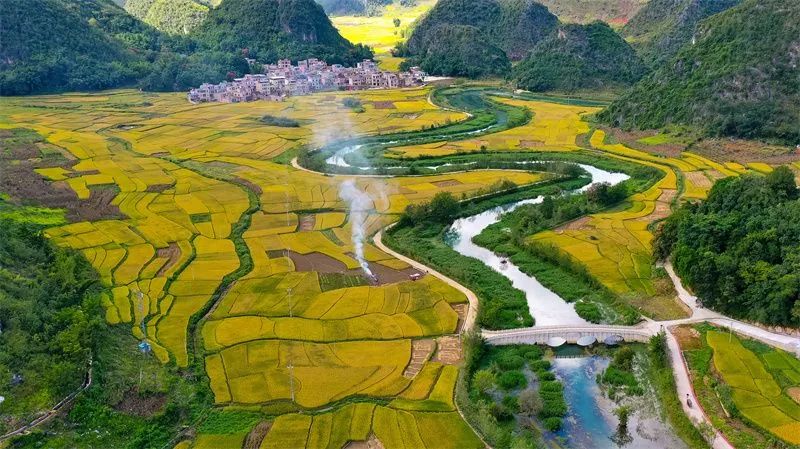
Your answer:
[549,355,688,449]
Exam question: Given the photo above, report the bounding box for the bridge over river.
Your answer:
[481,324,655,346]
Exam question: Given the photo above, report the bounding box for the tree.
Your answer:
[766,165,798,199]
[541,195,555,219]
[429,192,459,223]
[473,369,496,395]
[393,18,401,27]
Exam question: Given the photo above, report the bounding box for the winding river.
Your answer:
[446,164,629,326]
[317,98,692,448]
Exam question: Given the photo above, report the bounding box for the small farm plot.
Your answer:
[707,331,800,444]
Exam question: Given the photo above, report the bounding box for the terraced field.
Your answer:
[2,83,792,448]
[0,86,549,448]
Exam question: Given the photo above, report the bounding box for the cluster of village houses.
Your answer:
[188,58,426,103]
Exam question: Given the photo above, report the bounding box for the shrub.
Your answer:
[259,114,300,127]
[495,354,525,370]
[530,360,551,373]
[497,371,527,390]
[522,347,543,361]
[543,417,562,432]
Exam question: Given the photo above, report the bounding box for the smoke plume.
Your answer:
[339,179,373,276]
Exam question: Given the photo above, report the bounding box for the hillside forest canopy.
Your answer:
[655,166,800,326]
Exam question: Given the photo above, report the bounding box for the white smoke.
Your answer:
[339,179,373,276]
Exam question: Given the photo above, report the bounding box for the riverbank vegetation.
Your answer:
[472,155,662,324]
[384,169,590,329]
[457,334,567,449]
[656,167,800,327]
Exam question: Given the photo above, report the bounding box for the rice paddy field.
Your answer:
[680,325,800,447]
[706,331,800,444]
[0,86,552,448]
[331,0,438,67]
[0,83,790,447]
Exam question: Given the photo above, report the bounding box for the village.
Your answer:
[187,58,427,103]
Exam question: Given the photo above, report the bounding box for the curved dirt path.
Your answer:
[373,227,478,332]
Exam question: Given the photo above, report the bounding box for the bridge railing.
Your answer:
[481,325,655,346]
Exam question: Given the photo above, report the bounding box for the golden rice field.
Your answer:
[1,84,785,447]
[391,97,597,158]
[0,87,554,448]
[331,0,437,59]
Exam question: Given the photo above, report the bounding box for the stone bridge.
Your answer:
[482,325,657,346]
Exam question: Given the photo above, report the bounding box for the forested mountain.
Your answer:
[600,0,800,143]
[0,0,166,95]
[316,0,395,16]
[400,0,558,76]
[1,0,370,95]
[408,25,511,78]
[124,0,220,35]
[407,0,558,61]
[656,167,800,326]
[622,0,740,66]
[537,0,648,26]
[512,21,646,92]
[193,0,372,64]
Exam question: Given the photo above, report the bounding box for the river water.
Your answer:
[446,164,629,326]
[550,355,688,449]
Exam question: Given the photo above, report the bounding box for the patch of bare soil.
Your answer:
[556,216,593,231]
[432,336,462,365]
[65,169,100,178]
[519,139,545,148]
[452,303,468,333]
[114,388,167,417]
[690,138,800,164]
[344,434,385,449]
[146,183,175,193]
[243,421,272,449]
[635,188,677,223]
[298,214,316,231]
[684,171,713,189]
[602,127,686,158]
[403,339,435,378]
[671,325,702,350]
[272,250,424,286]
[431,179,463,188]
[372,101,396,109]
[155,243,181,277]
[787,387,800,405]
